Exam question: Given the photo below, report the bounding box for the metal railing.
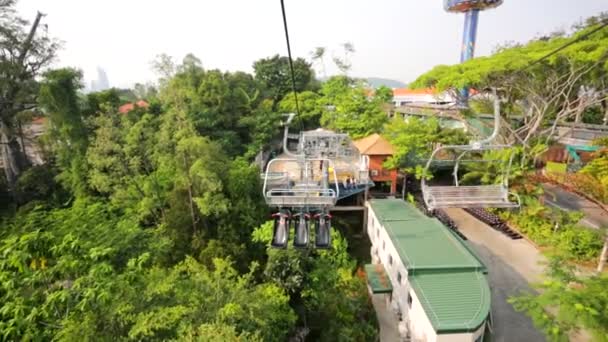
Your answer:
[263,158,339,208]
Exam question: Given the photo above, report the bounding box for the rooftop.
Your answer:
[393,88,436,97]
[409,270,491,333]
[118,100,149,114]
[370,199,484,272]
[353,133,395,156]
[368,199,490,333]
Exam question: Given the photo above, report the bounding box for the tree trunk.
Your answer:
[597,233,608,273]
[17,121,28,164]
[1,120,28,190]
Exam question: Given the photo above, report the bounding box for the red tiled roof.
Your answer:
[353,133,395,155]
[393,88,436,96]
[118,100,149,114]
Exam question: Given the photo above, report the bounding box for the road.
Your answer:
[543,183,608,229]
[444,208,546,342]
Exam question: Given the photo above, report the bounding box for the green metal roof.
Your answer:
[410,271,491,333]
[369,198,428,222]
[368,199,491,333]
[364,263,393,294]
[369,199,485,272]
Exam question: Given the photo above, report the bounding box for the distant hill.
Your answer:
[365,77,407,89]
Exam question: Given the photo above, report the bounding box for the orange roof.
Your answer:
[393,88,436,96]
[118,100,149,114]
[353,133,395,155]
[31,117,47,124]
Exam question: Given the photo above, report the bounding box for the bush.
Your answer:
[14,165,66,205]
[503,201,603,261]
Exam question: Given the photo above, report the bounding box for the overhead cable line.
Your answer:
[279,0,303,129]
[522,19,608,72]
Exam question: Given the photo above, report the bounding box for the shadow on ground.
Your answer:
[466,241,546,342]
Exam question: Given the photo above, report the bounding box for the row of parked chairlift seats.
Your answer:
[464,208,523,240]
[272,211,332,249]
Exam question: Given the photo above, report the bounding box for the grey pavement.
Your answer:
[543,183,608,229]
[444,208,546,342]
[370,293,402,342]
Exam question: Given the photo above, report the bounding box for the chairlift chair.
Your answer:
[293,212,311,248]
[314,213,332,249]
[421,90,521,211]
[271,211,290,249]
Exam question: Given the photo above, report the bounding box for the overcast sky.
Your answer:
[15,0,608,88]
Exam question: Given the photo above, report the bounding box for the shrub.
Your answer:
[503,200,603,262]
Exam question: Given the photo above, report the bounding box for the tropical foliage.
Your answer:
[319,76,389,139]
[0,1,384,336]
[252,221,377,341]
[500,199,603,262]
[510,257,608,342]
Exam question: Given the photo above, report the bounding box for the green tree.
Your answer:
[319,76,388,138]
[83,88,121,116]
[410,16,608,145]
[510,257,608,342]
[239,99,281,157]
[384,116,469,186]
[252,221,377,341]
[0,202,296,341]
[158,55,260,155]
[375,85,394,103]
[0,1,59,189]
[253,54,315,106]
[38,68,89,196]
[278,91,322,129]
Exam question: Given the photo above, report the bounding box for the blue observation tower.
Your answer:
[445,0,503,98]
[445,0,503,62]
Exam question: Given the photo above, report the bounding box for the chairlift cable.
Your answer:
[279,0,303,130]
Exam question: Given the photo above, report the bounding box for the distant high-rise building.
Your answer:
[96,67,109,90]
[89,67,110,92]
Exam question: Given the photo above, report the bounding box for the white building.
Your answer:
[365,199,491,342]
[392,88,456,106]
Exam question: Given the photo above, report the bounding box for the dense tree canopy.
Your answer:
[411,16,608,146]
[319,76,389,139]
[511,257,608,342]
[0,2,383,336]
[0,0,59,189]
[253,54,316,106]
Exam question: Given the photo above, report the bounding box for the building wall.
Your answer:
[392,92,456,106]
[409,289,438,342]
[437,329,485,342]
[367,154,397,193]
[366,202,486,342]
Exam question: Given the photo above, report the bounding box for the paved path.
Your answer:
[543,183,608,229]
[370,294,401,342]
[444,208,546,342]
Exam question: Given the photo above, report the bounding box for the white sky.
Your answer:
[15,0,608,88]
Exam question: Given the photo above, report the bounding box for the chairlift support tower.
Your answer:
[444,0,504,99]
